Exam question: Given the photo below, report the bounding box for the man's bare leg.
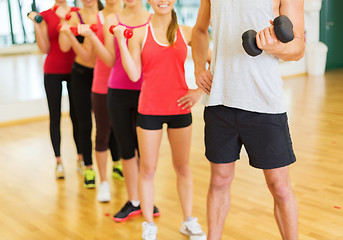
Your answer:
[264,166,298,240]
[207,162,235,240]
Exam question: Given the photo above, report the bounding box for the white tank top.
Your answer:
[204,0,287,114]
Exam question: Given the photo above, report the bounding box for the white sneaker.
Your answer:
[55,163,65,179]
[142,222,157,240]
[77,160,85,174]
[97,181,111,202]
[180,217,207,240]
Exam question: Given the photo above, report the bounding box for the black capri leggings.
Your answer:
[91,92,119,161]
[71,62,93,166]
[107,88,140,160]
[44,73,80,157]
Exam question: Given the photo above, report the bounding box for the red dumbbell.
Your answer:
[57,24,97,36]
[109,25,133,39]
[53,4,80,20]
[65,7,80,21]
[69,26,79,36]
[52,4,59,12]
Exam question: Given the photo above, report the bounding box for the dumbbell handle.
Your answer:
[242,15,294,57]
[109,25,133,39]
[57,24,97,36]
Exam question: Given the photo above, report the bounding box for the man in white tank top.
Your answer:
[192,0,304,239]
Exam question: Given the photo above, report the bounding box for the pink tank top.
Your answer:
[92,12,111,94]
[107,14,151,90]
[139,24,189,115]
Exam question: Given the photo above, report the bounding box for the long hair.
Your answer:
[166,9,178,46]
[98,0,104,10]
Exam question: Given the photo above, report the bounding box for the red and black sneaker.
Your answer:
[113,201,142,222]
[153,205,161,218]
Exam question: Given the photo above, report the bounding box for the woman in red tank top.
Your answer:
[27,0,80,180]
[113,1,210,239]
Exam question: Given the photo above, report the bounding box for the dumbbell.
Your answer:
[53,4,80,20]
[109,25,133,39]
[242,15,294,57]
[27,11,43,23]
[57,24,98,36]
[65,7,81,20]
[52,4,59,12]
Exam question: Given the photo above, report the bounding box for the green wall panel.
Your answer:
[320,0,343,70]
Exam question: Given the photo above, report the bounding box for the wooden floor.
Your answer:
[1,69,343,240]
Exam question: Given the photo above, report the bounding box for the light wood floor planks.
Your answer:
[0,69,343,239]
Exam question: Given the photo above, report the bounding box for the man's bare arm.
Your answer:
[257,0,305,61]
[192,0,213,94]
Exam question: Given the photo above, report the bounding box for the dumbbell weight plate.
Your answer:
[242,30,263,57]
[273,15,294,43]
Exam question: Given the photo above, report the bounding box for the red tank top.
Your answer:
[40,9,75,74]
[92,12,111,94]
[139,24,189,115]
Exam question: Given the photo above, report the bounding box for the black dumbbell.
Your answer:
[34,15,43,23]
[242,15,294,57]
[27,11,43,23]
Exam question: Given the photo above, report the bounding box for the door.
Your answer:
[320,0,343,70]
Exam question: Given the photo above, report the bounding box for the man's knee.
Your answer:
[210,168,234,190]
[267,181,293,202]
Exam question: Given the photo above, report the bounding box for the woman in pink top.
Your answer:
[85,0,159,222]
[77,0,122,203]
[113,0,210,239]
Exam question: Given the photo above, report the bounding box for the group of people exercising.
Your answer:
[28,0,304,239]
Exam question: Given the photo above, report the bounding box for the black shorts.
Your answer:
[204,105,296,169]
[137,113,192,130]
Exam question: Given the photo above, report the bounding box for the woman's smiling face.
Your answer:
[148,0,176,15]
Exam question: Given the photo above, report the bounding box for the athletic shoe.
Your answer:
[97,181,111,202]
[180,217,207,240]
[142,222,157,240]
[77,160,85,174]
[112,161,124,181]
[153,205,161,217]
[113,201,142,222]
[55,163,65,179]
[83,168,96,189]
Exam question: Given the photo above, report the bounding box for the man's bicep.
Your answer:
[280,0,304,39]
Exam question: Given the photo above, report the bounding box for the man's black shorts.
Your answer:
[204,105,296,169]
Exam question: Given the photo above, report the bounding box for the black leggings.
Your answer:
[71,62,93,166]
[44,73,80,157]
[107,88,140,160]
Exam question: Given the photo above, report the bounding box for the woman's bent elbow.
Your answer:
[41,48,49,54]
[130,74,140,82]
[60,46,70,53]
